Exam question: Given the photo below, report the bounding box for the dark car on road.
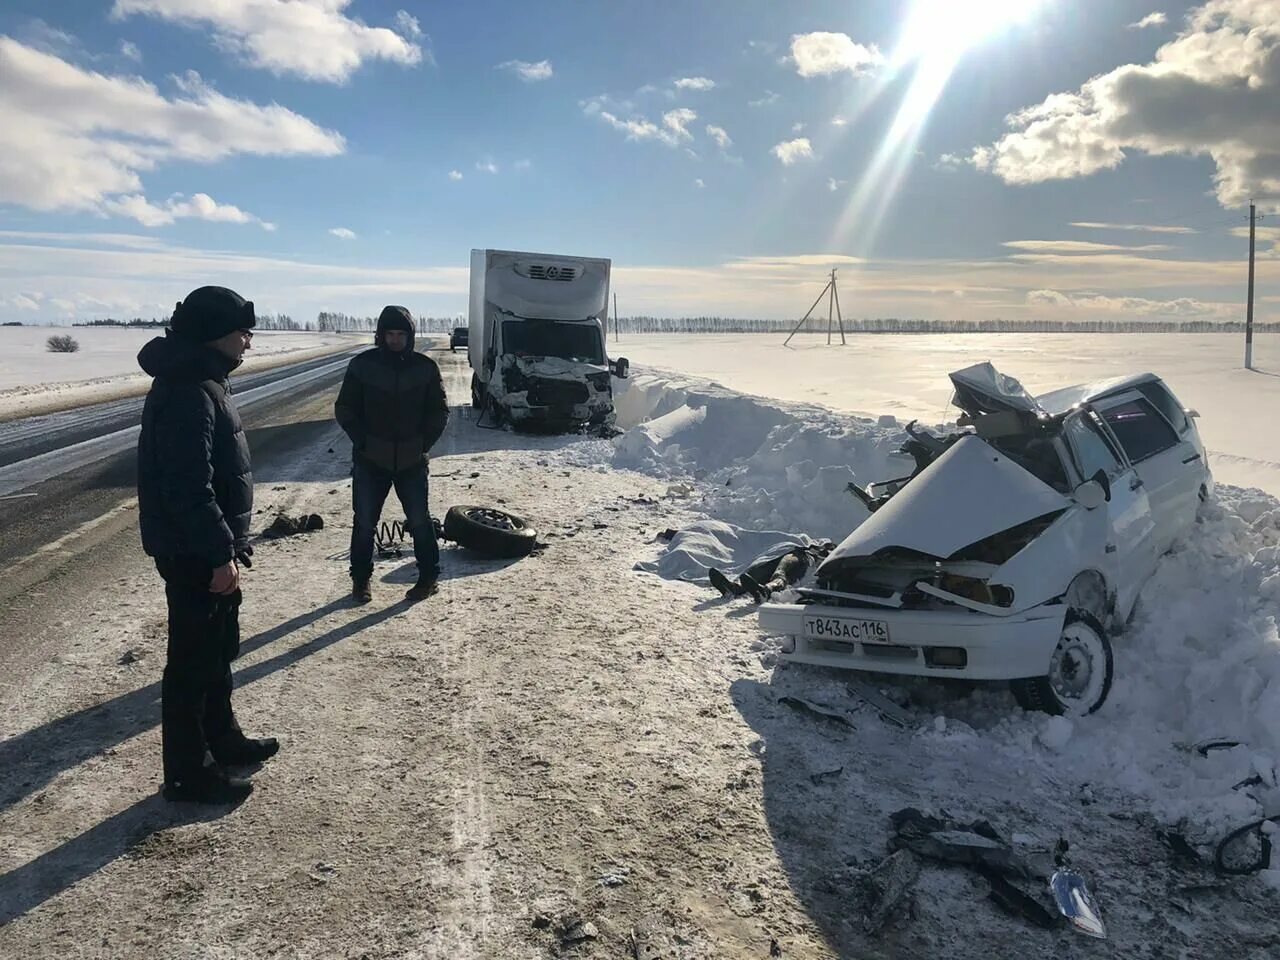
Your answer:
[450,326,468,352]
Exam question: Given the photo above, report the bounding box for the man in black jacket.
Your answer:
[335,306,449,603]
[137,285,278,804]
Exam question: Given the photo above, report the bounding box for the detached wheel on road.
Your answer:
[1010,609,1113,716]
[444,505,538,558]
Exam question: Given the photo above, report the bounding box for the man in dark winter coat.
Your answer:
[335,306,449,603]
[137,285,278,804]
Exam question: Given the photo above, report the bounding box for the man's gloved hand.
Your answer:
[236,545,254,569]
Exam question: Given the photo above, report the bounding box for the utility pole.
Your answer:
[1246,201,1257,370]
[784,268,846,347]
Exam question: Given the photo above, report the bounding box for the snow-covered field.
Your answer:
[0,326,364,419]
[613,332,1280,497]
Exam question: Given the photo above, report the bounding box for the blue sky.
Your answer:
[0,0,1277,324]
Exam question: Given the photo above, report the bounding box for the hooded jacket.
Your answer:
[136,333,253,566]
[334,307,449,473]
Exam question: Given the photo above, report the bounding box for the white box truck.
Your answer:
[468,248,629,430]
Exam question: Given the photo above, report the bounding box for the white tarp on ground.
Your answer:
[634,519,816,584]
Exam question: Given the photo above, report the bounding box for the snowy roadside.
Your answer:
[0,330,367,421]
[1,356,1278,958]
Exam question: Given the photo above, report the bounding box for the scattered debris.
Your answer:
[118,648,142,665]
[841,848,922,934]
[777,695,854,728]
[809,766,844,786]
[261,513,324,539]
[845,679,915,729]
[598,866,630,888]
[769,938,783,957]
[1049,842,1107,939]
[557,915,599,944]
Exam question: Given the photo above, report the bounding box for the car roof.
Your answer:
[1035,372,1160,417]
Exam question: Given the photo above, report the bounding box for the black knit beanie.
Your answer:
[171,286,256,342]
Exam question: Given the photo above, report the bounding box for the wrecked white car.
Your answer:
[759,363,1212,716]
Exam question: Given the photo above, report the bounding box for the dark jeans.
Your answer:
[349,459,440,581]
[156,556,243,783]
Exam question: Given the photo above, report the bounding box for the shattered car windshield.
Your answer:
[502,320,604,364]
[986,432,1071,493]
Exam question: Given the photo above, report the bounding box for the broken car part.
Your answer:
[443,504,539,559]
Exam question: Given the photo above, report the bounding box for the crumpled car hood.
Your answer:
[950,362,1047,418]
[821,435,1072,568]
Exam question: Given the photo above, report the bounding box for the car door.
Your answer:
[1137,379,1209,528]
[1093,392,1186,553]
[1062,411,1156,619]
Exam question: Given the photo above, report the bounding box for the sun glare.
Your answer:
[830,0,1047,252]
[896,0,1045,66]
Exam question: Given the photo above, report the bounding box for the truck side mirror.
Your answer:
[611,357,630,379]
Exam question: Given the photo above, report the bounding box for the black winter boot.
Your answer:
[352,577,372,604]
[163,766,253,804]
[405,576,438,602]
[212,735,280,767]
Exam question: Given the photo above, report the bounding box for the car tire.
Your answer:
[470,373,483,410]
[1010,609,1113,716]
[443,505,538,558]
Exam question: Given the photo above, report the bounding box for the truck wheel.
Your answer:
[1010,609,1113,716]
[443,505,538,558]
[470,373,482,410]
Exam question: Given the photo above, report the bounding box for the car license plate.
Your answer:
[803,615,890,644]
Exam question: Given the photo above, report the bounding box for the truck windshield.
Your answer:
[502,320,604,364]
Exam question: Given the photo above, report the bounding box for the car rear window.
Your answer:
[1100,398,1179,463]
[1137,381,1188,433]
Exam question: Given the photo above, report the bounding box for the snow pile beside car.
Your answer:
[607,365,1280,846]
[611,372,911,540]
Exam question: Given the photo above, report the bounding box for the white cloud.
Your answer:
[1004,240,1174,253]
[706,124,733,149]
[394,10,423,39]
[329,227,356,239]
[791,122,806,134]
[111,0,423,83]
[831,116,848,127]
[748,91,780,107]
[674,76,715,91]
[1026,288,1233,318]
[695,178,705,188]
[1128,12,1169,29]
[448,169,463,181]
[663,108,697,141]
[475,158,499,174]
[772,138,814,165]
[1071,221,1198,235]
[585,97,696,149]
[790,32,883,78]
[101,192,275,229]
[0,38,344,221]
[935,152,969,171]
[119,40,141,62]
[498,59,553,82]
[971,1,1280,211]
[828,177,847,192]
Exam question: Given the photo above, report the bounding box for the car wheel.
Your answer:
[470,373,483,410]
[443,505,538,558]
[1010,609,1113,716]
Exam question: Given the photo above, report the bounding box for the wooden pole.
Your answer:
[1246,201,1256,370]
[783,276,834,347]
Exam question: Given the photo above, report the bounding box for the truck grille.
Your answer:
[527,264,577,282]
[528,378,589,406]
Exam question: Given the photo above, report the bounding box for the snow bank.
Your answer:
[612,364,1280,849]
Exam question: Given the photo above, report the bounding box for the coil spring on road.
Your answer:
[375,519,406,556]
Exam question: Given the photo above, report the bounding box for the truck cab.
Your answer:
[468,249,628,430]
